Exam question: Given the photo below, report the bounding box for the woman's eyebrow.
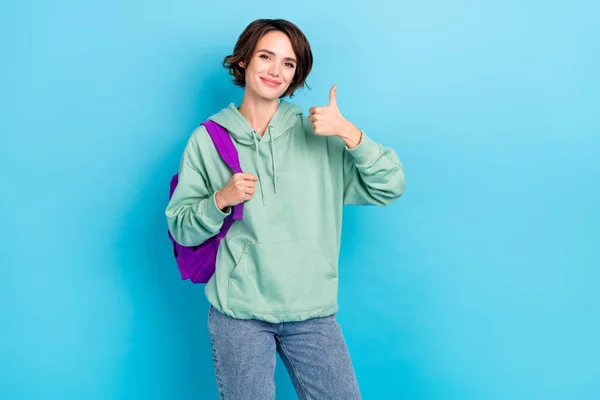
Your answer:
[257,49,297,63]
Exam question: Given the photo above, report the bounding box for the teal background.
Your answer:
[1,1,598,398]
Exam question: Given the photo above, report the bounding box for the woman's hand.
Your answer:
[215,173,258,210]
[308,85,363,148]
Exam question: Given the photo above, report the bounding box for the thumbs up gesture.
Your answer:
[308,85,363,148]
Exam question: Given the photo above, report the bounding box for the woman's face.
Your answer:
[240,30,297,101]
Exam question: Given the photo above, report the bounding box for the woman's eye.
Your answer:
[260,54,270,60]
[286,63,295,68]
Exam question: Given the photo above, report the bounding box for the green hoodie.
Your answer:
[166,100,405,322]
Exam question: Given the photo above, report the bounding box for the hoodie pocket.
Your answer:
[227,239,338,314]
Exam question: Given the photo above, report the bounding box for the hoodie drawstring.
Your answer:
[252,133,266,206]
[268,126,278,194]
[252,127,278,206]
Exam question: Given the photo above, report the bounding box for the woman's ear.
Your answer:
[238,61,245,69]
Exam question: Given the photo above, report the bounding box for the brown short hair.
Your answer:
[223,19,313,98]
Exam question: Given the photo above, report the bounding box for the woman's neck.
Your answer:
[237,94,279,136]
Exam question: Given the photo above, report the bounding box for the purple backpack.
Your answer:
[168,120,244,283]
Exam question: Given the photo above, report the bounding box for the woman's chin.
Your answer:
[255,90,285,102]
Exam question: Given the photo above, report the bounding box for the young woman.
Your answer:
[166,18,405,400]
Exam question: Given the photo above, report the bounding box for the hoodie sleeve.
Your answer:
[340,132,406,206]
[165,133,231,247]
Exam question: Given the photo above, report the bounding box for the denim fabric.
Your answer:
[207,305,361,399]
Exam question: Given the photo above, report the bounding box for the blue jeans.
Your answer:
[208,305,362,399]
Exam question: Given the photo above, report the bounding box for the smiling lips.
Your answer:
[260,77,281,87]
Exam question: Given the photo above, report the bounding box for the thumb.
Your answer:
[328,84,337,107]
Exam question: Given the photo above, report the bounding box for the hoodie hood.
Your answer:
[209,100,303,145]
[208,100,303,206]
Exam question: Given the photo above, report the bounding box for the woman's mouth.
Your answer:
[260,77,281,88]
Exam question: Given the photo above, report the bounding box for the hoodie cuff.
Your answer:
[345,132,381,166]
[199,192,231,224]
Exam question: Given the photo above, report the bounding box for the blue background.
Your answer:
[1,1,599,398]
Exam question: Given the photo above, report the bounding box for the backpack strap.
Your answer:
[202,120,244,222]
